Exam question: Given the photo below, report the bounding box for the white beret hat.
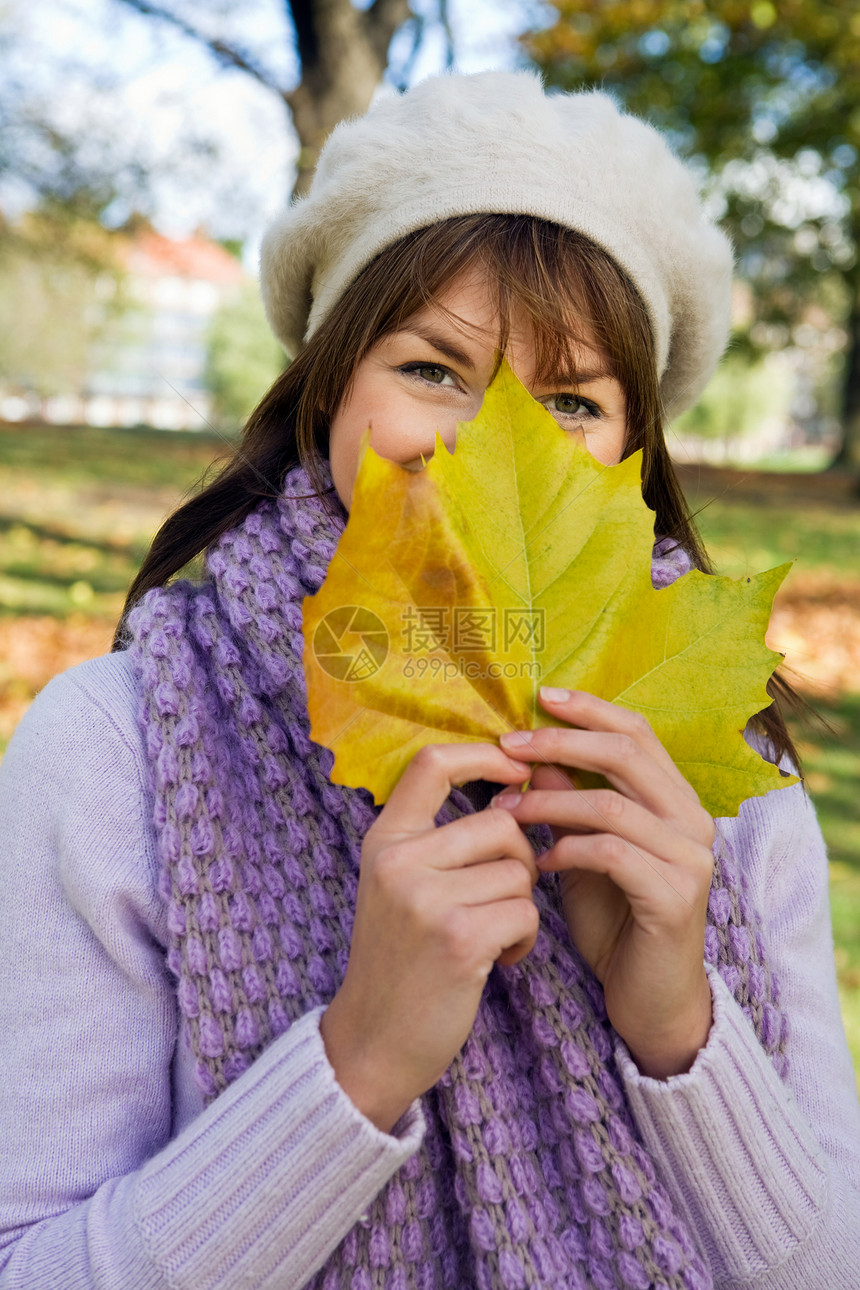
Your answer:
[260,69,733,418]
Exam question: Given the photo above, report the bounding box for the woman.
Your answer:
[1,70,858,1289]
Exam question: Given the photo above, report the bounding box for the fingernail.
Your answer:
[491,793,521,810]
[540,686,570,703]
[500,730,532,747]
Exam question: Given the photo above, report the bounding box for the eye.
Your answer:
[539,392,603,425]
[399,362,458,388]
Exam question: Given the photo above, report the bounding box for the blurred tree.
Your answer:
[524,1,860,469]
[112,0,452,197]
[0,7,116,235]
[0,0,218,251]
[0,205,127,403]
[204,278,286,431]
[0,0,454,418]
[672,350,792,456]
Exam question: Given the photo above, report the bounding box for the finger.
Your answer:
[535,830,712,918]
[501,726,689,821]
[380,742,530,834]
[541,690,681,775]
[497,934,538,968]
[425,808,539,879]
[492,787,713,860]
[445,854,538,905]
[530,761,578,794]
[460,897,540,967]
[528,689,696,799]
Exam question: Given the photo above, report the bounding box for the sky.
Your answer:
[8,0,544,261]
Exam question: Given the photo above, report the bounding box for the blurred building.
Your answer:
[1,227,245,431]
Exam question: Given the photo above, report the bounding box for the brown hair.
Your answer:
[115,214,800,770]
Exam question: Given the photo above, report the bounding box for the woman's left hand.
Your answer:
[494,687,716,1079]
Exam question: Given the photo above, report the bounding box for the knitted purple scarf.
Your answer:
[128,459,788,1290]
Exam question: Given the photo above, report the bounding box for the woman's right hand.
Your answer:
[319,742,539,1134]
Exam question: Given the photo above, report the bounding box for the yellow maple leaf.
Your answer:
[302,361,795,817]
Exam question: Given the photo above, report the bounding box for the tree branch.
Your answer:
[285,0,320,73]
[388,13,424,91]
[438,0,454,69]
[365,0,413,65]
[115,0,286,94]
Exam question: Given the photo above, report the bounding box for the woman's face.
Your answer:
[328,266,628,509]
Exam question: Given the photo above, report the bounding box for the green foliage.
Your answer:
[673,351,791,441]
[0,8,122,216]
[0,206,128,398]
[524,1,860,459]
[524,2,860,226]
[204,281,286,431]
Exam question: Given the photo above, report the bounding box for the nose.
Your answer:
[432,389,487,458]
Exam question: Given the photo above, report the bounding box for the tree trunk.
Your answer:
[286,0,411,198]
[114,1,413,203]
[833,257,860,474]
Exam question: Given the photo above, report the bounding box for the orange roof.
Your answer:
[124,228,246,285]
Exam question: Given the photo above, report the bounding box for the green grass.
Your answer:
[791,695,860,870]
[689,469,860,1080]
[695,503,860,577]
[0,424,228,617]
[0,422,233,492]
[785,694,860,1078]
[689,487,860,576]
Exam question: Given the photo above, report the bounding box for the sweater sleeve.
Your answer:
[612,781,860,1288]
[0,657,425,1290]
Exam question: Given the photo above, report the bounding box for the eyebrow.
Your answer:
[398,325,478,371]
[398,324,613,385]
[545,365,612,386]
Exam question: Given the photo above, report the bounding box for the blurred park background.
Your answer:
[1,0,858,1079]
